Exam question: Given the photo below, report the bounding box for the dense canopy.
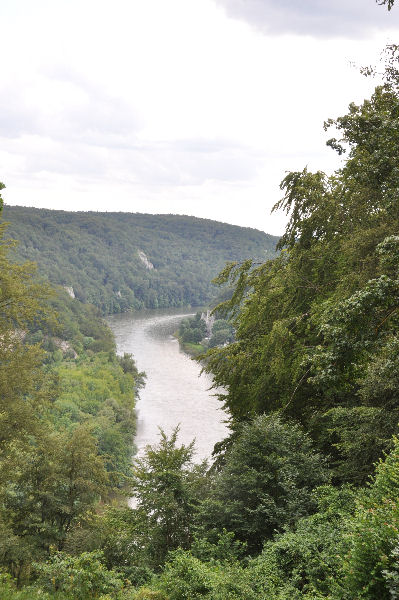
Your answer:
[2,207,278,313]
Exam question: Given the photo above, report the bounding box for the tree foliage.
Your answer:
[130,428,208,570]
[0,218,54,488]
[202,51,399,484]
[0,189,144,591]
[5,40,399,600]
[197,415,329,555]
[3,207,278,314]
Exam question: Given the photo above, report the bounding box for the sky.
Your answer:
[1,0,399,235]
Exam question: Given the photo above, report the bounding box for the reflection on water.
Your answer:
[107,308,228,463]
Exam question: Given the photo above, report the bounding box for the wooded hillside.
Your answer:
[2,206,278,313]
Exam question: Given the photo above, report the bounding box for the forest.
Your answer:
[2,206,278,313]
[177,312,235,356]
[3,19,399,600]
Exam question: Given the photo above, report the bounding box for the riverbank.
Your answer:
[173,330,206,357]
[107,307,228,463]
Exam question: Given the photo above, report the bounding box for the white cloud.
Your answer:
[0,0,398,235]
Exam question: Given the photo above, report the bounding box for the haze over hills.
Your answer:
[2,205,279,313]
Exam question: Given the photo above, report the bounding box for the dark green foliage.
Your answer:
[319,406,395,485]
[178,313,234,351]
[133,485,354,599]
[117,353,146,393]
[151,549,259,600]
[2,207,278,314]
[63,505,154,587]
[202,59,399,484]
[62,430,210,584]
[1,424,109,574]
[178,312,207,344]
[208,318,234,348]
[130,428,208,570]
[197,415,329,555]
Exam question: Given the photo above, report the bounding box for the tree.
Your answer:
[0,199,53,488]
[0,182,4,212]
[202,50,399,484]
[34,550,124,599]
[197,415,329,555]
[337,436,399,599]
[131,428,207,569]
[1,423,109,576]
[377,0,395,9]
[251,485,356,599]
[117,352,146,393]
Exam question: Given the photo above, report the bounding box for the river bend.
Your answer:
[107,308,228,463]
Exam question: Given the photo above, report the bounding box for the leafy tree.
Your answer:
[64,504,154,587]
[0,210,54,489]
[51,352,139,479]
[197,415,329,555]
[202,49,399,485]
[179,313,207,344]
[2,424,108,564]
[117,352,146,393]
[150,549,258,600]
[0,182,4,212]
[130,428,208,569]
[251,485,355,599]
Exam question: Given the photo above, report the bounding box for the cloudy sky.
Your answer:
[1,0,399,234]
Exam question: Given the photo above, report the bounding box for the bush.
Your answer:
[336,436,399,599]
[34,551,124,599]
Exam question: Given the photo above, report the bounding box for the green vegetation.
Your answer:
[0,196,143,595]
[207,319,234,349]
[179,313,207,345]
[2,206,278,314]
[52,351,143,478]
[179,342,205,357]
[5,39,399,600]
[130,45,399,599]
[196,415,329,555]
[177,312,234,356]
[177,313,208,356]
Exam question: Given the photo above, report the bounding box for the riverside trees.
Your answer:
[201,50,399,486]
[5,43,399,600]
[0,191,142,586]
[2,206,278,314]
[0,186,53,491]
[130,46,399,599]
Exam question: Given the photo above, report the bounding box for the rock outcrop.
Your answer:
[138,250,155,270]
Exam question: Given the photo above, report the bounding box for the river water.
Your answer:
[107,308,228,464]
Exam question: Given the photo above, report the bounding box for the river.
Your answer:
[107,308,228,464]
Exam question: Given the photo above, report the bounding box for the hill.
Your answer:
[2,206,278,313]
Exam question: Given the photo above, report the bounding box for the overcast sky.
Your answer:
[1,0,399,235]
